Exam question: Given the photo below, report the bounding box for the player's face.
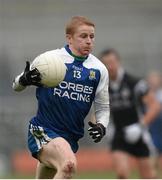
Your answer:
[102,54,120,80]
[67,25,95,57]
[147,72,162,91]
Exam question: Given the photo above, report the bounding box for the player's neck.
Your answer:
[65,44,88,61]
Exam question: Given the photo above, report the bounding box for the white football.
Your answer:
[30,51,66,87]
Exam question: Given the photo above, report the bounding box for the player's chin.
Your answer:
[82,49,92,56]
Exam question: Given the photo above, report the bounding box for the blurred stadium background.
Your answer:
[0,0,162,178]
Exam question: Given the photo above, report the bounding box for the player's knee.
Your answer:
[61,160,77,178]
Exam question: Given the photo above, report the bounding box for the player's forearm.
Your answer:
[95,101,110,128]
[94,65,110,127]
[12,73,26,91]
[94,86,110,128]
[141,101,161,125]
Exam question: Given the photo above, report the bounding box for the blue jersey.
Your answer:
[30,45,109,141]
[149,90,162,153]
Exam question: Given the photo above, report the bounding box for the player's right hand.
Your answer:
[19,61,42,87]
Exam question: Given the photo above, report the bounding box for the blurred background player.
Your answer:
[12,16,110,179]
[147,71,162,174]
[100,48,160,179]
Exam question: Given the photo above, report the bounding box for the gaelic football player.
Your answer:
[100,48,160,179]
[13,16,110,179]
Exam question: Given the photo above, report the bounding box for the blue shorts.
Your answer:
[28,122,79,159]
[149,114,162,154]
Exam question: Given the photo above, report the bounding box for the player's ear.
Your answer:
[66,34,72,45]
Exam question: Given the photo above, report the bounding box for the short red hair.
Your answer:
[65,16,95,35]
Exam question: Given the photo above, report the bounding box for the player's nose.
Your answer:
[86,37,92,44]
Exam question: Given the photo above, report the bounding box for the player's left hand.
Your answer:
[88,121,106,143]
[124,123,143,144]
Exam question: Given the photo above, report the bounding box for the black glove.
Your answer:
[88,121,106,143]
[19,61,42,87]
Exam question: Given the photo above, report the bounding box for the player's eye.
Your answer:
[90,34,94,39]
[80,34,88,38]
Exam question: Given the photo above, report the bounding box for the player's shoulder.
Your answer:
[135,79,148,91]
[85,54,108,73]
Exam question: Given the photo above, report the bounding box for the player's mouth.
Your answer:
[84,48,92,53]
[83,49,91,56]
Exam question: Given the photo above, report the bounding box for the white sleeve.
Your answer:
[94,66,110,128]
[12,72,26,91]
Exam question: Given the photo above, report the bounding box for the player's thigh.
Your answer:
[38,137,77,170]
[36,162,57,179]
[138,157,156,178]
[112,150,130,173]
